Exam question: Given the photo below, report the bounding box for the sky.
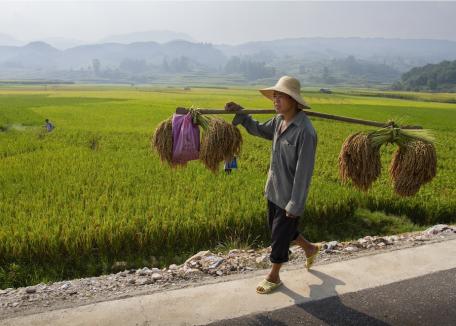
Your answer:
[1,1,456,45]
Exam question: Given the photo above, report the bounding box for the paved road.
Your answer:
[209,268,456,326]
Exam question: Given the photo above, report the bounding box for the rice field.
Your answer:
[1,85,455,288]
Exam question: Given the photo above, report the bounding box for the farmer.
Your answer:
[44,118,55,132]
[225,75,320,294]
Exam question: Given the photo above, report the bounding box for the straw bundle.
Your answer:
[151,110,242,172]
[338,121,437,196]
[389,140,437,196]
[200,117,243,173]
[338,132,381,191]
[151,118,173,166]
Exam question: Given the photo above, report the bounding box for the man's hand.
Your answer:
[225,101,244,112]
[286,211,299,218]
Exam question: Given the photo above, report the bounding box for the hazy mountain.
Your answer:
[0,35,84,50]
[2,36,456,85]
[217,37,456,72]
[40,37,86,50]
[99,30,195,44]
[0,33,24,46]
[63,40,224,69]
[0,40,225,70]
[3,37,456,72]
[0,41,60,69]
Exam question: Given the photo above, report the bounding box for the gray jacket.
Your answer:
[232,110,317,216]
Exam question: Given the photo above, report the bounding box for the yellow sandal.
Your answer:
[256,278,282,294]
[306,243,322,270]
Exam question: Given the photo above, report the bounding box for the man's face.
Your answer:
[273,91,297,115]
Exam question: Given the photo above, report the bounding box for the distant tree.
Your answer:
[224,56,275,80]
[166,56,193,73]
[322,66,336,84]
[119,59,147,73]
[92,59,101,76]
[162,58,170,72]
[399,59,456,91]
[224,56,242,74]
[427,79,437,90]
[324,55,400,83]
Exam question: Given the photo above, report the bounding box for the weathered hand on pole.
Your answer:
[224,102,244,113]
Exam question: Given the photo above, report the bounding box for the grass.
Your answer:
[0,84,455,288]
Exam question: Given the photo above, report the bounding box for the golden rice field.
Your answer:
[1,85,455,287]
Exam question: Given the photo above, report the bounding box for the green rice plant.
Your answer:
[0,85,455,288]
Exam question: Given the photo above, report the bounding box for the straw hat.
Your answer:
[259,75,311,110]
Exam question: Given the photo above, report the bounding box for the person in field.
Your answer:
[225,75,320,294]
[224,156,238,174]
[44,118,55,132]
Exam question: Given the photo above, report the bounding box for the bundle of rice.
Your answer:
[389,140,437,197]
[338,132,381,191]
[369,122,437,196]
[338,120,437,196]
[151,118,173,166]
[199,117,243,173]
[151,109,242,172]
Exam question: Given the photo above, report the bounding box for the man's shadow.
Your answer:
[253,269,390,326]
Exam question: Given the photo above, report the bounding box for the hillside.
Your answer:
[1,37,456,85]
[393,59,456,91]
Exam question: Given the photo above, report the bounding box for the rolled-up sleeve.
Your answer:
[232,113,276,141]
[284,129,318,216]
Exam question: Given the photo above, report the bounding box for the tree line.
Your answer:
[393,60,456,91]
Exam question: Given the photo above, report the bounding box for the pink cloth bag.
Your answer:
[172,113,200,165]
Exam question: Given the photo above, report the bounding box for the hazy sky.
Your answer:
[1,1,456,44]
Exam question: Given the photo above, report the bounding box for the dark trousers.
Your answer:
[267,199,300,264]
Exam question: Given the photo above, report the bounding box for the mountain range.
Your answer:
[2,35,456,85]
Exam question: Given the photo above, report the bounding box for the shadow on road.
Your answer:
[273,269,390,325]
[208,270,392,325]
